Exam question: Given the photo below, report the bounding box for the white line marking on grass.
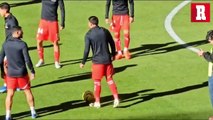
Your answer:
[165,0,199,53]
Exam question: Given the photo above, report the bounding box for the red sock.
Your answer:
[115,40,122,52]
[94,80,101,103]
[37,48,44,60]
[124,33,130,49]
[114,32,122,52]
[54,51,60,62]
[107,79,118,99]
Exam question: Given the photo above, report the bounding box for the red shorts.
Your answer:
[110,15,130,32]
[92,64,114,80]
[6,75,31,90]
[36,19,59,42]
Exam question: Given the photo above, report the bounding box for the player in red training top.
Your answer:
[36,0,65,69]
[80,16,119,108]
[105,0,134,60]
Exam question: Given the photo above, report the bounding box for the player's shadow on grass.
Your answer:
[28,43,62,51]
[111,81,208,108]
[10,0,41,8]
[32,64,137,89]
[8,100,88,119]
[5,64,137,119]
[8,88,153,119]
[34,56,90,68]
[0,82,207,119]
[131,39,208,59]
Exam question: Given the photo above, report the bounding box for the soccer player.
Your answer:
[80,16,119,108]
[198,30,213,120]
[105,0,134,60]
[0,2,19,93]
[36,0,65,69]
[0,26,36,120]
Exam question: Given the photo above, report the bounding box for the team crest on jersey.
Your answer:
[51,0,57,2]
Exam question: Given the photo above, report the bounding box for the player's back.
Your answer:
[87,27,112,64]
[41,0,59,21]
[3,39,29,77]
[5,14,19,40]
[112,0,129,15]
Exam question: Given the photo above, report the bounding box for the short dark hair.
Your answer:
[11,26,22,33]
[88,16,99,26]
[0,2,10,12]
[206,30,213,41]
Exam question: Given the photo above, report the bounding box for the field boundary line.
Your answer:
[165,0,199,53]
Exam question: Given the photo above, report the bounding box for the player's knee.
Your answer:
[6,90,15,97]
[53,41,59,46]
[24,89,33,97]
[114,32,120,39]
[94,81,101,86]
[124,32,130,40]
[37,40,43,46]
[7,94,14,98]
[124,30,130,36]
[37,39,42,43]
[107,79,114,85]
[114,34,120,41]
[124,30,129,34]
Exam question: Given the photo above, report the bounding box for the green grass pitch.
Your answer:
[0,1,213,119]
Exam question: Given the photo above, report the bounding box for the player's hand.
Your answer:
[60,25,64,31]
[80,63,84,69]
[197,49,204,57]
[30,73,35,80]
[129,17,134,23]
[105,19,110,24]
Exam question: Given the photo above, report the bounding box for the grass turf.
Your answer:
[0,1,212,119]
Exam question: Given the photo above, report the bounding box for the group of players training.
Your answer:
[0,0,134,120]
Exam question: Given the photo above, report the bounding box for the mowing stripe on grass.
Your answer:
[165,0,199,53]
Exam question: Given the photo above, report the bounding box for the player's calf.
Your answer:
[123,30,131,60]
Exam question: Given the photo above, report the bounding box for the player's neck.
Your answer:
[12,37,21,40]
[90,25,97,29]
[4,12,10,18]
